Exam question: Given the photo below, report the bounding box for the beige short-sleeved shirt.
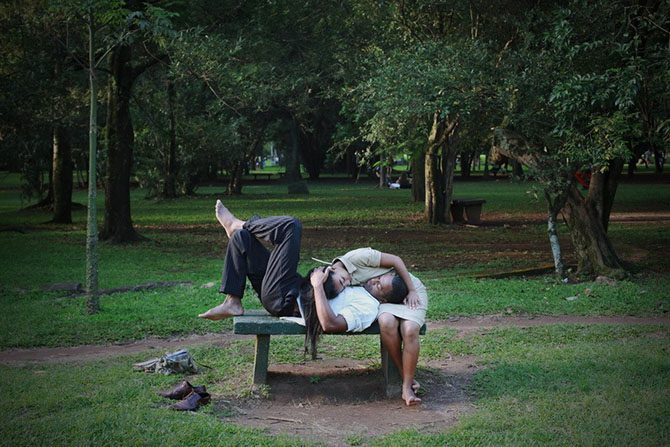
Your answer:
[333,247,428,326]
[334,247,392,285]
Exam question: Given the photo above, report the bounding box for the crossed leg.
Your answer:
[378,312,422,406]
[198,201,247,320]
[200,201,302,320]
[214,199,245,237]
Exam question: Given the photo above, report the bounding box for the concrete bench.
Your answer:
[249,172,286,180]
[233,310,426,397]
[250,173,274,180]
[451,198,486,224]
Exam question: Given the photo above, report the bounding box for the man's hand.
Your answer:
[310,267,328,287]
[404,290,421,310]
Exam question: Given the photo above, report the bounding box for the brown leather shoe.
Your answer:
[169,391,211,411]
[159,380,207,400]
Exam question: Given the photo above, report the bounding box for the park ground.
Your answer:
[0,172,669,446]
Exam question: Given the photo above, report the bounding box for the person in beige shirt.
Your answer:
[325,247,427,406]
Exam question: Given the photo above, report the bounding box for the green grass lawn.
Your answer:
[1,173,669,446]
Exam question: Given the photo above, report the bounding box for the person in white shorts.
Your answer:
[321,248,427,406]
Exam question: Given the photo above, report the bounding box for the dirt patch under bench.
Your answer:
[216,355,480,447]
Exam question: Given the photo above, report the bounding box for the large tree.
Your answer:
[349,38,499,223]
[496,0,670,277]
[100,1,174,243]
[340,0,525,223]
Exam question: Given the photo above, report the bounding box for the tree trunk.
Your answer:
[411,153,425,202]
[544,190,566,278]
[442,139,458,224]
[590,158,624,231]
[547,210,564,278]
[228,160,244,195]
[424,112,458,224]
[627,154,637,177]
[653,146,665,174]
[378,154,388,188]
[298,119,327,180]
[346,146,357,179]
[52,125,73,223]
[424,143,445,225]
[102,44,141,243]
[286,117,308,194]
[460,150,472,178]
[86,11,100,313]
[162,79,177,198]
[564,184,626,277]
[511,159,524,179]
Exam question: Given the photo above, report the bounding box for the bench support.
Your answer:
[450,198,486,224]
[250,333,403,396]
[236,314,424,396]
[253,335,271,385]
[381,342,402,397]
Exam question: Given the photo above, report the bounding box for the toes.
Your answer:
[406,396,421,406]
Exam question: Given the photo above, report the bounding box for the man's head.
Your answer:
[363,272,408,303]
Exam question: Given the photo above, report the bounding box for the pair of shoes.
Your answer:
[169,390,211,411]
[159,380,211,411]
[158,380,206,400]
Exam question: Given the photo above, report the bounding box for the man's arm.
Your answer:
[310,268,348,333]
[379,253,420,309]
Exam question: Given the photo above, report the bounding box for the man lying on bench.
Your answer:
[198,200,426,406]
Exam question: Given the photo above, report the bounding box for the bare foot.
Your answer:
[412,379,421,392]
[198,296,244,320]
[402,385,422,406]
[215,200,244,238]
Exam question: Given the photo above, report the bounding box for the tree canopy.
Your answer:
[1,0,668,277]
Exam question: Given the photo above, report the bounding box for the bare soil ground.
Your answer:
[143,210,670,272]
[217,356,479,446]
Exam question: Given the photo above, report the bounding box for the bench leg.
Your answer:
[253,334,270,385]
[464,205,482,224]
[450,203,466,223]
[381,340,402,398]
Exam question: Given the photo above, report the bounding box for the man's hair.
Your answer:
[385,275,409,304]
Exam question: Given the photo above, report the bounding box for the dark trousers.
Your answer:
[220,216,302,316]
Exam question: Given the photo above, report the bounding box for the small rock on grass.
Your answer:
[565,295,579,301]
[595,276,617,286]
[201,282,216,289]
